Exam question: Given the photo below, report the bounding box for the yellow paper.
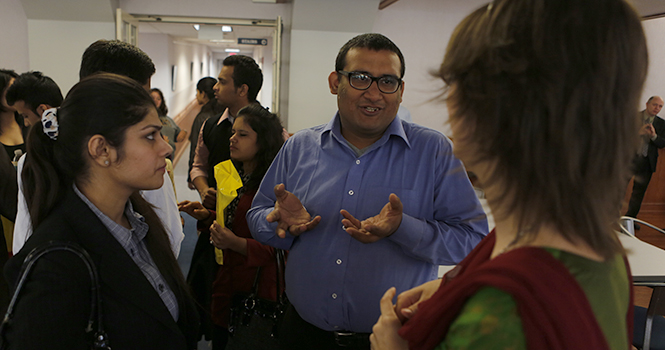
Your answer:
[213,160,244,265]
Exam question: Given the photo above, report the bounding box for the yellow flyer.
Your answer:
[213,160,244,265]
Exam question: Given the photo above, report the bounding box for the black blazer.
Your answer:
[647,115,665,172]
[3,189,199,349]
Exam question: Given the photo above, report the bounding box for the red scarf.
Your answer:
[399,230,633,350]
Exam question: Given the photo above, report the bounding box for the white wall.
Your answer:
[27,19,114,94]
[288,30,360,132]
[139,32,171,100]
[0,0,30,72]
[373,0,487,135]
[642,17,665,105]
[286,0,379,132]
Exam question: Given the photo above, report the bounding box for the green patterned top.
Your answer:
[435,248,629,350]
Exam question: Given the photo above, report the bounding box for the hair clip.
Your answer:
[41,108,59,140]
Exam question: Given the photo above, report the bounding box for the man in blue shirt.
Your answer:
[247,33,488,350]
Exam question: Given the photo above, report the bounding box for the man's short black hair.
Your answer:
[79,40,155,85]
[6,71,63,112]
[0,69,18,113]
[223,55,263,102]
[335,33,405,78]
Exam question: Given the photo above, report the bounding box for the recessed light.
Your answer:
[222,25,233,32]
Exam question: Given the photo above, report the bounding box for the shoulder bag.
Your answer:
[226,248,287,350]
[0,241,110,350]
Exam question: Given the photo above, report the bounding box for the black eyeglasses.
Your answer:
[337,71,402,94]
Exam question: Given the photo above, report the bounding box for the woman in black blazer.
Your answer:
[4,73,198,349]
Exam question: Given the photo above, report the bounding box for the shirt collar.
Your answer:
[218,108,235,125]
[322,111,411,151]
[73,184,149,243]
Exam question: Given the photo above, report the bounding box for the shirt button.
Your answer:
[158,284,165,292]
[332,293,338,299]
[336,259,342,265]
[348,190,354,196]
[356,159,361,165]
[130,248,135,255]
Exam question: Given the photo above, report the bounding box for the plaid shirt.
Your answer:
[74,185,179,321]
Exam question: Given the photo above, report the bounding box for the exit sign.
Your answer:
[238,38,268,46]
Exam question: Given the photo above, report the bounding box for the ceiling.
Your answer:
[139,21,276,54]
[135,0,665,53]
[19,0,665,54]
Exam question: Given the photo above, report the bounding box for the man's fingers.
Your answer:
[380,287,397,315]
[347,228,379,244]
[389,193,403,212]
[266,209,281,223]
[305,215,322,230]
[276,226,287,239]
[340,210,362,228]
[273,183,287,200]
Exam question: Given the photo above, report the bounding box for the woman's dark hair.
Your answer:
[23,73,190,302]
[439,0,647,259]
[0,69,18,114]
[236,104,284,190]
[197,77,224,115]
[150,88,168,116]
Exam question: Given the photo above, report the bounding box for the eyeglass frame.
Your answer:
[337,70,403,94]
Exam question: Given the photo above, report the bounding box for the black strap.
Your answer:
[0,241,110,350]
[248,248,285,301]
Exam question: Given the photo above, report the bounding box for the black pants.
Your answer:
[278,304,370,350]
[626,156,654,218]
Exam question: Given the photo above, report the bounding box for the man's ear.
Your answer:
[237,83,249,98]
[87,134,114,167]
[35,104,52,117]
[328,71,340,95]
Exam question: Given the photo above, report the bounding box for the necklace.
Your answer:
[498,230,527,255]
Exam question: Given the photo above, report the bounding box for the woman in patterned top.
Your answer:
[370,0,647,349]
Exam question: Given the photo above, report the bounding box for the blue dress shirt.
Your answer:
[247,113,488,333]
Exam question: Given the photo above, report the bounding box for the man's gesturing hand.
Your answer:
[266,184,321,238]
[341,193,403,243]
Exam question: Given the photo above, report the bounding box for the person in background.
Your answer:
[6,71,64,255]
[0,69,19,316]
[12,41,184,257]
[187,55,264,341]
[70,39,184,257]
[151,88,187,161]
[625,96,665,227]
[371,0,645,349]
[0,69,26,163]
[6,71,63,128]
[247,33,487,350]
[4,73,199,349]
[188,77,224,188]
[179,104,285,349]
[190,55,263,210]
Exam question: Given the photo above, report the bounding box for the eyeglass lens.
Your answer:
[349,72,400,93]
